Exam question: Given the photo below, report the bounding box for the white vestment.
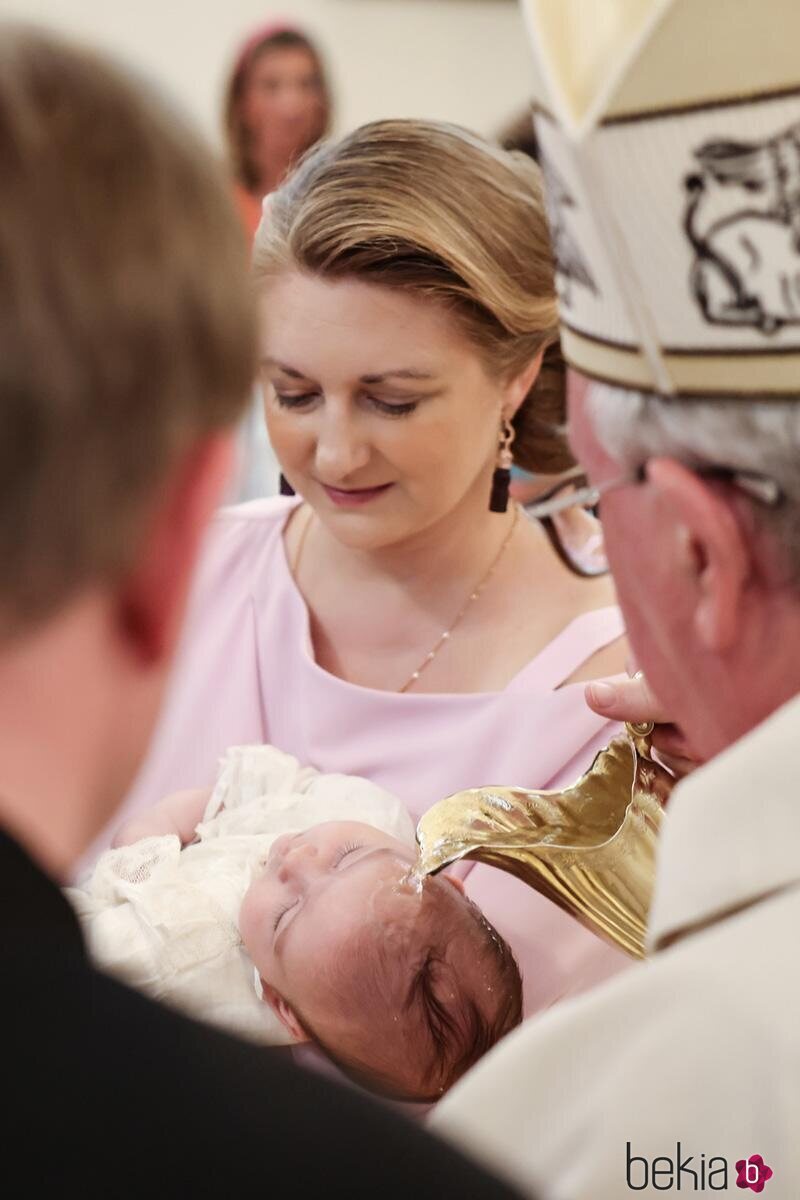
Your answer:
[433,693,800,1198]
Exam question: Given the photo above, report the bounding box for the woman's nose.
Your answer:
[314,416,370,481]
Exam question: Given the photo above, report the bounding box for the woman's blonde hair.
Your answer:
[254,118,570,473]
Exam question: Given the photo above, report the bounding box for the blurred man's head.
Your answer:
[569,372,800,759]
[0,26,255,868]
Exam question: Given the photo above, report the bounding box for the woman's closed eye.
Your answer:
[367,396,418,418]
[273,390,319,410]
[272,389,419,418]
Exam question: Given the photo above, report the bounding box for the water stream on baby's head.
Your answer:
[403,836,472,893]
[401,849,438,894]
[401,845,447,894]
[403,865,426,894]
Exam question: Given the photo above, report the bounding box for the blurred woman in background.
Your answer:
[224,23,331,242]
[224,24,330,499]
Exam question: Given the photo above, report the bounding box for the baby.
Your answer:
[69,746,522,1102]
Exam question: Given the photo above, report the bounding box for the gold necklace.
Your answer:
[290,502,520,694]
[289,503,315,577]
[399,504,520,693]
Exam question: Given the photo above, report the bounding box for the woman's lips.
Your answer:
[321,482,393,507]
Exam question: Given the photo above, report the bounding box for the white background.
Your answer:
[0,0,535,146]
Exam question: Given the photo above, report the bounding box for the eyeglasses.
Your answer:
[524,463,784,579]
[523,467,610,578]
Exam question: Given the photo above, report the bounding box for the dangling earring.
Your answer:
[279,474,295,496]
[489,417,515,513]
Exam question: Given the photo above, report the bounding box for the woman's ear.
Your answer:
[504,348,545,417]
[259,981,309,1043]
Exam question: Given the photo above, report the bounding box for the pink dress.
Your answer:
[102,496,631,1015]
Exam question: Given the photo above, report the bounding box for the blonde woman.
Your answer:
[113,121,630,1014]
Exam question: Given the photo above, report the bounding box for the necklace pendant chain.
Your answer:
[399,505,520,693]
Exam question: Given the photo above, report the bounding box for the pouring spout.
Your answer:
[414,727,673,959]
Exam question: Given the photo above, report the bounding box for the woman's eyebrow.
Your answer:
[260,357,308,378]
[360,369,435,383]
[260,360,438,384]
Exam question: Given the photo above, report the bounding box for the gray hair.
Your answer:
[587,383,800,580]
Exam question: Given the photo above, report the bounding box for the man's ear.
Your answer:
[646,458,750,653]
[260,982,309,1043]
[116,432,235,666]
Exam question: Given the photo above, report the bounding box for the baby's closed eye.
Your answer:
[331,842,364,867]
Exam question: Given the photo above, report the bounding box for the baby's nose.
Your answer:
[277,841,318,883]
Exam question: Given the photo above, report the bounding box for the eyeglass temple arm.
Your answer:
[524,462,627,520]
[526,459,781,523]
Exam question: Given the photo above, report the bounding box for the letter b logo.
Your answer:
[735,1153,773,1191]
[626,1143,648,1190]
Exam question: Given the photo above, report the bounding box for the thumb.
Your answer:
[584,673,668,725]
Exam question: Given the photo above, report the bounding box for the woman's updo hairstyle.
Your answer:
[254,118,570,473]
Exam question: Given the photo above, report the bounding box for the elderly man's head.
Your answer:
[569,374,800,759]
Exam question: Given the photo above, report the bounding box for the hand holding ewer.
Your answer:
[585,671,705,781]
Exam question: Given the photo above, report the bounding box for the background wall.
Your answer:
[0,0,535,146]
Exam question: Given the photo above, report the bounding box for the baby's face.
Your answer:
[240,820,521,1099]
[240,821,420,1005]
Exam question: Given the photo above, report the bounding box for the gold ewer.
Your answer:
[414,725,674,959]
